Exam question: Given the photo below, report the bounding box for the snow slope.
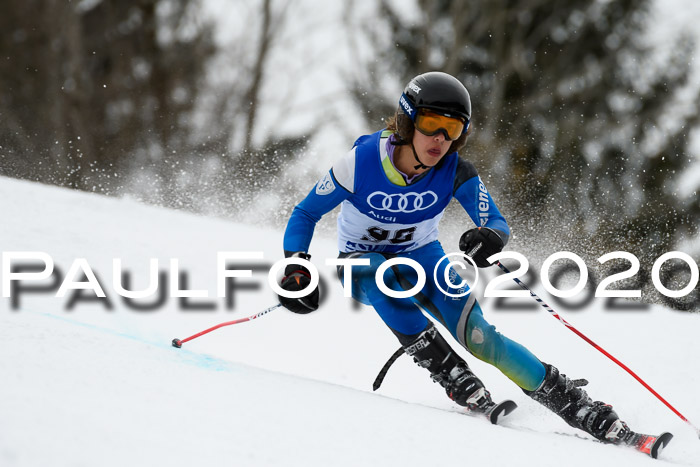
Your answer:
[1,176,699,466]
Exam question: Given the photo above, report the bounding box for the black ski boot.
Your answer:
[404,324,492,411]
[524,363,629,443]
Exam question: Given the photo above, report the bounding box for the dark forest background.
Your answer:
[1,0,698,309]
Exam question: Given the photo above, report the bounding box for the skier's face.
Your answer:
[412,128,451,167]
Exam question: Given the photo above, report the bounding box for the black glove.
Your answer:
[278,253,319,314]
[459,227,505,268]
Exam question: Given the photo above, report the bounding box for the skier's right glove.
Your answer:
[278,253,319,314]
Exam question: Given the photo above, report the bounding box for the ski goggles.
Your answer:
[414,108,467,141]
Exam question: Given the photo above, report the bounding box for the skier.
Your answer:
[278,71,641,446]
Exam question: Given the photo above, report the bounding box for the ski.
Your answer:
[485,399,518,424]
[624,431,673,459]
[604,419,674,459]
[462,399,517,425]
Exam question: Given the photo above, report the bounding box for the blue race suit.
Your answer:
[283,129,545,391]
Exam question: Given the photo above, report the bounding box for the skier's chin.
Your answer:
[422,152,443,165]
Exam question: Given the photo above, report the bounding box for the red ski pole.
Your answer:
[495,261,700,439]
[171,303,281,348]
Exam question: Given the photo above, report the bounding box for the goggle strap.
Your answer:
[399,93,417,120]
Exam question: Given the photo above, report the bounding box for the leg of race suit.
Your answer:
[340,251,430,337]
[402,242,547,392]
[458,302,546,391]
[338,243,546,392]
[337,249,490,409]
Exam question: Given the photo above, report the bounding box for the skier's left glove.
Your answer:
[459,227,505,267]
[278,253,319,314]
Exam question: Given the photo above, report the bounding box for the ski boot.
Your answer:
[523,363,632,443]
[524,364,674,457]
[403,323,493,412]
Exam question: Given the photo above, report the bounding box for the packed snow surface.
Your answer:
[1,177,699,466]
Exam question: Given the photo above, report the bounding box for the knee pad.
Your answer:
[466,313,506,365]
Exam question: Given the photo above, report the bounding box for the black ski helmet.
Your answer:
[399,71,471,129]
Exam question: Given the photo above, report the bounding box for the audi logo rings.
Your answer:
[366,191,439,213]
